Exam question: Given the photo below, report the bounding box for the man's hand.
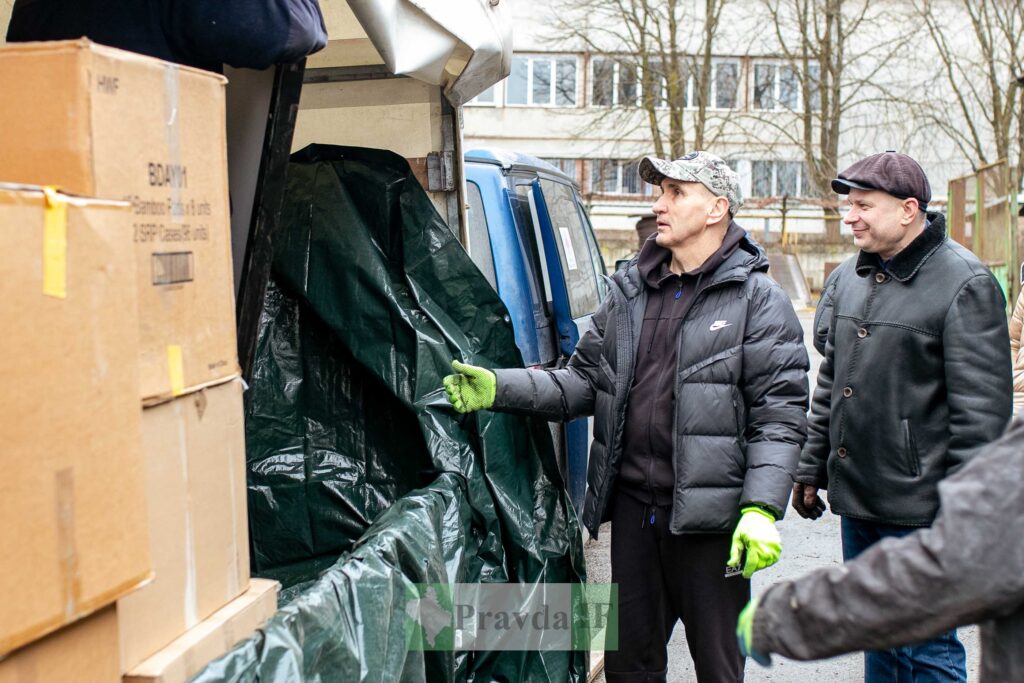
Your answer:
[728,507,782,579]
[736,598,772,666]
[791,483,826,520]
[442,360,496,413]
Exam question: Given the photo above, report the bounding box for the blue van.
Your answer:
[463,149,607,512]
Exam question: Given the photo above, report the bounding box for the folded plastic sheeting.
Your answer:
[197,145,585,681]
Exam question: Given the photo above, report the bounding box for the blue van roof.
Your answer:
[465,148,574,183]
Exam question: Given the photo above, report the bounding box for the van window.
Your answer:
[510,179,558,366]
[540,180,601,317]
[465,181,497,288]
[511,182,552,314]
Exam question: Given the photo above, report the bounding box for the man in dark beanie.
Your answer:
[784,151,1012,681]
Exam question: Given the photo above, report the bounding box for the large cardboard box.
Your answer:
[124,579,279,683]
[0,185,151,655]
[0,606,120,683]
[118,378,250,671]
[0,39,239,404]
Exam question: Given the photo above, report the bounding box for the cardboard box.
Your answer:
[0,606,120,683]
[124,579,279,683]
[0,185,151,656]
[118,379,250,671]
[0,39,239,404]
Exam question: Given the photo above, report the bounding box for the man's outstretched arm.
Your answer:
[746,421,1024,662]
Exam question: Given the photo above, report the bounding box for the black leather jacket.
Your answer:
[798,215,1012,525]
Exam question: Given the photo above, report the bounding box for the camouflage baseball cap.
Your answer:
[638,151,743,215]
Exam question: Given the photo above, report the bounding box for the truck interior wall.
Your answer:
[225,66,276,294]
[306,2,381,69]
[292,77,453,220]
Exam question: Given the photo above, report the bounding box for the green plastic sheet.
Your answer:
[194,145,586,681]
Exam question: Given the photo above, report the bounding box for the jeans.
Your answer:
[841,516,967,683]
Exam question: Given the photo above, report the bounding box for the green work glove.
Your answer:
[728,507,782,579]
[736,598,772,666]
[442,360,496,413]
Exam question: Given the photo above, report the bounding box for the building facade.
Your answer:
[463,0,999,288]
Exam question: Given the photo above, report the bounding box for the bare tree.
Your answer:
[914,0,1024,183]
[545,0,732,159]
[737,0,917,239]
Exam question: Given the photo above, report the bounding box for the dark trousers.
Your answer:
[605,492,748,683]
[841,516,967,683]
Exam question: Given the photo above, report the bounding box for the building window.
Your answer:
[590,159,619,193]
[469,85,497,106]
[543,158,578,182]
[506,55,578,106]
[753,62,820,112]
[590,57,642,107]
[751,160,808,197]
[645,58,692,109]
[712,61,739,109]
[588,159,653,195]
[807,64,821,112]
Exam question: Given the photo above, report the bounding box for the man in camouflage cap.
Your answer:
[443,151,808,681]
[638,150,744,215]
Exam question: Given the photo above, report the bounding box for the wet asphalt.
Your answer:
[584,309,981,682]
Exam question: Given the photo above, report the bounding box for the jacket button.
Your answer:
[857,327,868,338]
[875,272,887,283]
[837,447,848,458]
[842,386,854,398]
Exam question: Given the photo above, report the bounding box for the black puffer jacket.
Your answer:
[755,419,1024,683]
[798,215,1012,526]
[493,229,809,537]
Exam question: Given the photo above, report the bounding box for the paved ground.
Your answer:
[586,309,980,682]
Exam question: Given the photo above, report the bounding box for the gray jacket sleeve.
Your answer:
[795,267,840,488]
[490,294,611,421]
[739,280,810,519]
[753,420,1024,661]
[942,273,1012,474]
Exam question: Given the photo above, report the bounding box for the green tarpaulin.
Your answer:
[193,145,586,682]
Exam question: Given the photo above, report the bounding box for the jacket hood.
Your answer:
[615,220,767,299]
[855,212,947,282]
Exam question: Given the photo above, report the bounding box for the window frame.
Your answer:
[751,60,820,112]
[589,56,643,108]
[505,54,579,108]
[587,159,655,197]
[467,84,499,107]
[709,59,740,111]
[644,58,693,110]
[750,159,809,198]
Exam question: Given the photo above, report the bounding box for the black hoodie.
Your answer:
[618,222,746,506]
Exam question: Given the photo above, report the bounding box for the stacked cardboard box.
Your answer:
[0,38,240,404]
[0,607,121,683]
[0,186,150,672]
[0,40,277,681]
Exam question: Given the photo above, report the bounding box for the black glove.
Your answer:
[791,482,826,520]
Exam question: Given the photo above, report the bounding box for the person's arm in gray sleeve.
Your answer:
[752,421,1024,661]
[738,281,810,519]
[943,273,1012,473]
[491,293,611,421]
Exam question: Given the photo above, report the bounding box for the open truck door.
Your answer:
[529,177,606,511]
